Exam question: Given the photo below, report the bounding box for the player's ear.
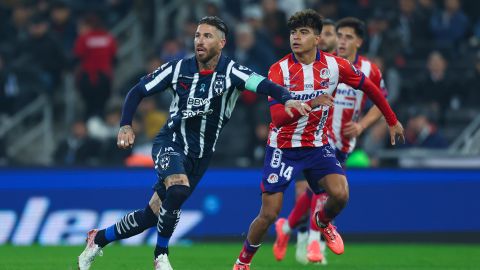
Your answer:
[356,38,363,49]
[219,38,226,49]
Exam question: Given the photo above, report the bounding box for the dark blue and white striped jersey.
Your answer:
[138,54,268,158]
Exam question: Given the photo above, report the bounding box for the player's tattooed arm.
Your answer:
[117,125,135,149]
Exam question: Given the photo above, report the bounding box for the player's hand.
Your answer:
[343,121,364,138]
[117,125,135,149]
[311,94,334,108]
[285,99,311,117]
[388,121,405,146]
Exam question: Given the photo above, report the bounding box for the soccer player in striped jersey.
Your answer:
[275,17,390,265]
[233,10,404,270]
[78,16,309,270]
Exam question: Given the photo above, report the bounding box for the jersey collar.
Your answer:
[291,49,321,64]
[190,53,228,75]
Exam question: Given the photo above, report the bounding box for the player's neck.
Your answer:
[294,49,317,65]
[347,51,357,63]
[197,54,220,71]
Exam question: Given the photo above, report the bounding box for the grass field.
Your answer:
[0,242,479,270]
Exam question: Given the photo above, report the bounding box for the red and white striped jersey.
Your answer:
[328,55,386,154]
[267,51,366,149]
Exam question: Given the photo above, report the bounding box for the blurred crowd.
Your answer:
[0,0,479,167]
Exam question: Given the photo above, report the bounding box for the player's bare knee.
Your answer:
[329,187,349,206]
[149,192,162,215]
[165,174,189,188]
[259,208,279,225]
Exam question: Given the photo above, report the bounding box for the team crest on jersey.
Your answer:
[160,155,170,170]
[267,173,279,184]
[320,68,331,79]
[214,79,224,95]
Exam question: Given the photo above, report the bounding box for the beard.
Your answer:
[196,47,218,64]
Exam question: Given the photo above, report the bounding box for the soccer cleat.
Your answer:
[78,229,103,270]
[273,218,290,261]
[154,254,173,270]
[232,262,250,270]
[314,213,344,255]
[307,240,323,263]
[295,231,308,265]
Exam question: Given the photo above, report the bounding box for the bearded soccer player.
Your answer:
[274,17,390,265]
[232,10,404,270]
[77,16,309,270]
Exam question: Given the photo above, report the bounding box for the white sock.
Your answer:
[282,220,292,234]
[308,229,321,244]
[297,231,308,244]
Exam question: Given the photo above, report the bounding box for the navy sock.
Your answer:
[94,205,157,248]
[154,185,191,257]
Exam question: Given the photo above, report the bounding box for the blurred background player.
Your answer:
[233,10,404,270]
[273,16,390,265]
[77,15,307,270]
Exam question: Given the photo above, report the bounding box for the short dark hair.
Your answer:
[323,18,335,27]
[198,16,229,37]
[336,17,365,39]
[287,9,323,34]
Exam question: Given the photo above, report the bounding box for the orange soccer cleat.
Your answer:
[232,263,250,270]
[273,218,290,261]
[306,239,324,263]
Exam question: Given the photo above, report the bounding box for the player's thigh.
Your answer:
[152,141,188,200]
[318,173,349,199]
[304,145,345,194]
[260,146,304,194]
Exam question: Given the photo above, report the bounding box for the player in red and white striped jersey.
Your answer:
[233,10,404,270]
[279,17,391,265]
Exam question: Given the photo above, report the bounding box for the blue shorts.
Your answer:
[295,147,348,182]
[261,145,345,194]
[151,134,211,201]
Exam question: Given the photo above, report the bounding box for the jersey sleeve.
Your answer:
[337,57,366,89]
[267,63,284,106]
[230,62,261,91]
[138,60,176,95]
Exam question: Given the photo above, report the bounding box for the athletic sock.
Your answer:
[237,240,261,265]
[94,205,157,248]
[154,185,190,258]
[288,190,312,229]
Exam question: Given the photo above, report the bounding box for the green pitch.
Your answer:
[0,243,479,270]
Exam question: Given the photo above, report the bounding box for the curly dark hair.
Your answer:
[287,9,323,34]
[336,17,366,39]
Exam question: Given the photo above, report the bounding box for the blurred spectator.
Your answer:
[54,119,101,166]
[86,99,131,165]
[372,56,401,105]
[87,99,122,141]
[50,0,77,56]
[278,0,305,18]
[463,52,480,107]
[136,97,168,140]
[262,0,290,58]
[402,107,448,148]
[366,12,402,67]
[160,38,187,63]
[314,0,340,20]
[404,51,455,112]
[232,23,275,76]
[15,14,66,94]
[243,4,274,59]
[74,12,117,118]
[394,0,432,58]
[430,0,469,57]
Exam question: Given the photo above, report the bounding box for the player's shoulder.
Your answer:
[270,53,292,69]
[358,55,382,75]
